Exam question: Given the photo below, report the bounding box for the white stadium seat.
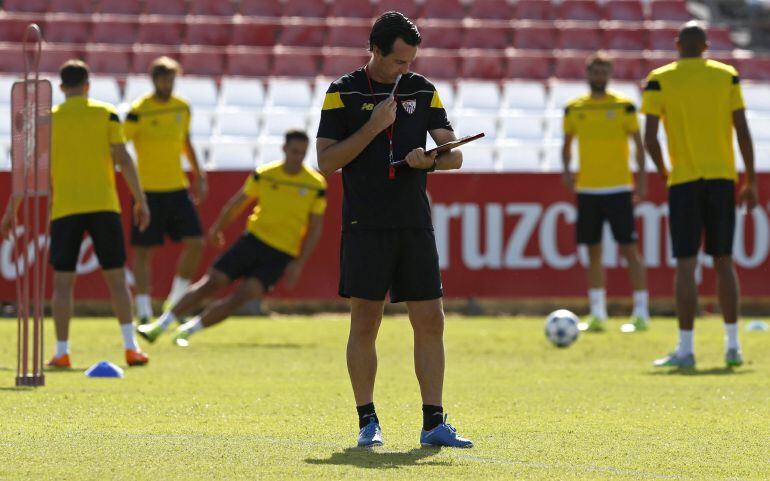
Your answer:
[0,76,18,105]
[123,75,153,104]
[220,77,265,109]
[216,111,260,138]
[455,80,500,112]
[311,77,332,109]
[175,77,218,108]
[497,142,543,171]
[89,76,121,106]
[208,141,257,170]
[609,81,641,106]
[432,80,455,110]
[257,138,285,165]
[748,115,770,143]
[189,109,214,138]
[548,81,586,111]
[266,78,313,109]
[499,114,545,141]
[0,106,10,136]
[502,81,546,112]
[261,110,308,138]
[458,144,497,171]
[742,83,770,112]
[452,112,497,142]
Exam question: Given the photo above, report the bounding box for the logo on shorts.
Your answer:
[401,99,416,114]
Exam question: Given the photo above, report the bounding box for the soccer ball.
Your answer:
[545,309,580,348]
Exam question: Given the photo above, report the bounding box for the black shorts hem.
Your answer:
[390,291,443,304]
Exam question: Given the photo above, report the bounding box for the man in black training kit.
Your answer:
[316,12,473,448]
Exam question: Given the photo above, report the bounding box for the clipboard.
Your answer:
[390,133,486,168]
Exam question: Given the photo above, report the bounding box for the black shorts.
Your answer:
[212,233,293,291]
[131,189,203,246]
[339,228,443,303]
[668,179,735,258]
[576,191,637,245]
[50,211,126,272]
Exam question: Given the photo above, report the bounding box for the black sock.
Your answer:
[422,404,444,431]
[356,402,378,429]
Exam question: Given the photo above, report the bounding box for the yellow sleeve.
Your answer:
[641,73,663,116]
[108,111,126,144]
[310,189,327,215]
[623,103,640,133]
[183,103,191,137]
[563,105,575,135]
[730,72,746,111]
[243,171,260,198]
[124,109,139,141]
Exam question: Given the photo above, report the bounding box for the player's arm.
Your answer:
[111,143,150,232]
[425,128,462,171]
[317,97,396,176]
[632,131,646,199]
[643,115,668,182]
[284,213,324,289]
[734,108,758,211]
[184,133,207,204]
[208,190,253,248]
[561,133,575,191]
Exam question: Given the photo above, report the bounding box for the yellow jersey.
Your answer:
[50,96,125,220]
[563,91,639,192]
[242,161,327,257]
[641,58,745,186]
[124,93,191,192]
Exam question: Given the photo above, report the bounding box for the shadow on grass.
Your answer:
[647,367,752,376]
[305,446,447,469]
[0,386,41,391]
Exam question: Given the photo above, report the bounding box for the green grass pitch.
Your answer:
[1,315,768,480]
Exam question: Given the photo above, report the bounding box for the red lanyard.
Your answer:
[364,66,397,180]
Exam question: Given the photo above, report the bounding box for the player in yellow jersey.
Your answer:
[1,60,151,367]
[562,52,649,333]
[124,57,207,325]
[137,130,326,346]
[642,22,758,368]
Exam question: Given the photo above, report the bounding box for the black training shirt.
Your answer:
[317,68,452,231]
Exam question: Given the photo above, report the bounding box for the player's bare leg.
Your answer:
[102,268,148,365]
[48,272,76,367]
[655,256,697,367]
[348,298,384,447]
[582,243,608,331]
[713,255,743,366]
[132,246,153,324]
[619,242,650,332]
[406,298,444,406]
[164,236,205,310]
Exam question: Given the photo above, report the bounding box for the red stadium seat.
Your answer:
[98,0,143,15]
[603,0,645,21]
[463,25,511,50]
[467,0,513,20]
[85,46,132,75]
[514,1,554,20]
[557,0,602,21]
[708,28,734,51]
[2,0,49,13]
[514,24,557,50]
[603,27,647,51]
[92,18,138,45]
[39,46,83,73]
[137,20,185,46]
[0,45,27,72]
[506,51,552,79]
[462,52,506,79]
[283,0,328,18]
[185,19,232,47]
[180,48,225,76]
[374,0,422,19]
[278,22,327,47]
[609,53,645,80]
[418,22,465,49]
[42,17,92,44]
[413,51,460,79]
[49,0,92,14]
[226,47,272,76]
[272,48,321,76]
[231,20,281,46]
[144,0,187,16]
[132,47,181,74]
[554,53,587,79]
[558,26,601,51]
[649,0,692,22]
[644,51,677,71]
[421,0,466,20]
[647,27,679,51]
[329,0,374,19]
[189,0,236,16]
[0,16,42,43]
[239,0,281,17]
[321,50,369,77]
[736,56,770,81]
[327,21,371,48]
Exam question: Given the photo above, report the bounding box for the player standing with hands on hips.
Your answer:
[316,11,473,448]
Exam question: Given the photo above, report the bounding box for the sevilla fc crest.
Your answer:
[401,99,416,114]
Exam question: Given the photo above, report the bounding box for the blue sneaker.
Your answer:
[357,418,383,447]
[420,414,473,448]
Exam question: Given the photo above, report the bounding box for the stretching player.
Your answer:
[137,130,325,346]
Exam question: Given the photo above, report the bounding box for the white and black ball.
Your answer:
[545,309,580,348]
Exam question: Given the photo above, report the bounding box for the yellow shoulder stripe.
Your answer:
[430,90,443,109]
[322,92,344,110]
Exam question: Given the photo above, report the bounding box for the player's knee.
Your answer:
[133,247,152,263]
[413,311,445,337]
[184,237,205,253]
[350,317,381,341]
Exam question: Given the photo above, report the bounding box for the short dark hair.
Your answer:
[285,129,309,145]
[150,56,181,79]
[586,51,613,70]
[368,11,421,56]
[59,59,89,87]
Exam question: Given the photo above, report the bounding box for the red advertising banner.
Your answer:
[1,171,769,300]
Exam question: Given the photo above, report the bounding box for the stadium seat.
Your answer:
[271,49,320,77]
[221,77,266,108]
[217,111,261,137]
[649,0,693,21]
[456,144,498,171]
[558,26,602,51]
[736,57,770,81]
[557,0,602,21]
[132,47,180,75]
[418,22,465,50]
[375,0,422,19]
[49,0,91,14]
[175,77,218,107]
[239,0,282,17]
[2,0,49,13]
[0,17,40,43]
[461,53,506,79]
[98,0,144,15]
[497,142,543,171]
[708,28,734,51]
[257,138,287,165]
[467,0,513,20]
[231,20,281,46]
[603,0,645,22]
[505,51,553,79]
[327,21,372,48]
[500,114,545,141]
[311,78,332,109]
[411,52,460,79]
[261,110,308,137]
[432,80,455,110]
[85,46,132,75]
[747,116,770,143]
[610,53,645,81]
[549,81,587,110]
[137,20,185,46]
[647,27,680,51]
[185,19,232,47]
[43,17,92,44]
[180,48,225,76]
[88,76,122,105]
[742,84,770,112]
[463,25,511,50]
[0,76,16,105]
[610,80,641,105]
[0,106,11,136]
[226,47,272,76]
[283,0,328,18]
[329,0,374,19]
[124,75,154,103]
[514,25,557,50]
[39,46,83,73]
[320,50,369,77]
[502,81,547,112]
[421,0,466,20]
[644,51,677,71]
[92,19,138,45]
[455,80,501,111]
[514,1,554,20]
[603,27,647,51]
[0,46,26,73]
[189,0,236,16]
[144,0,187,16]
[266,78,313,109]
[278,22,327,48]
[209,141,257,170]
